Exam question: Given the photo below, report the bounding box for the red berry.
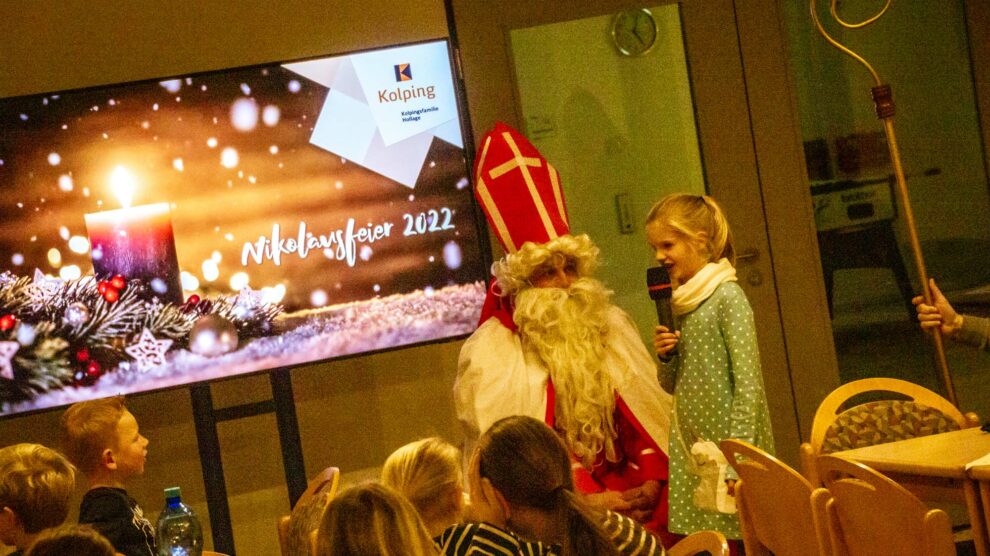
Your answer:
[102,287,120,303]
[86,361,101,377]
[0,314,15,331]
[110,274,126,290]
[186,294,201,305]
[76,348,90,362]
[97,281,110,294]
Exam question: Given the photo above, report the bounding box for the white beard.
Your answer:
[513,277,618,467]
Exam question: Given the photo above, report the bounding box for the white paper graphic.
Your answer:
[283,41,463,188]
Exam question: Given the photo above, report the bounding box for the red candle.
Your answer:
[85,202,182,304]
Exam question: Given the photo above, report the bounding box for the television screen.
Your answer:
[0,39,488,417]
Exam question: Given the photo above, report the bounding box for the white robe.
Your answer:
[454,305,672,458]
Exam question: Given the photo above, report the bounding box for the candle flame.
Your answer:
[110,166,137,208]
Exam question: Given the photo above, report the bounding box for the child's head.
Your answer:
[0,443,76,548]
[646,193,735,267]
[381,437,463,537]
[286,490,332,556]
[315,482,436,556]
[60,396,148,481]
[23,524,115,556]
[477,416,573,508]
[476,416,617,555]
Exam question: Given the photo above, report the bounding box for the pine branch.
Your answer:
[207,296,283,337]
[71,286,149,349]
[0,270,284,405]
[141,303,197,346]
[0,322,72,407]
[0,274,35,316]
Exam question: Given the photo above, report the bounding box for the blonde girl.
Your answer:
[381,437,464,537]
[645,194,774,550]
[314,482,437,556]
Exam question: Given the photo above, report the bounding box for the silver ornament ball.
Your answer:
[64,302,91,326]
[189,314,238,357]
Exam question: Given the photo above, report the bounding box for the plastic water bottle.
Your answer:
[156,486,203,556]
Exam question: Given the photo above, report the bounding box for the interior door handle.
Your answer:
[736,248,759,265]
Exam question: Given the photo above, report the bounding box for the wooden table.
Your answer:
[834,427,990,556]
[971,463,990,556]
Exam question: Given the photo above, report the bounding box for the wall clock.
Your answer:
[611,8,658,57]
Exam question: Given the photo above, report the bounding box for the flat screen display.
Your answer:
[0,39,488,416]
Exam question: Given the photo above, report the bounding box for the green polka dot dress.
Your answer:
[659,281,775,538]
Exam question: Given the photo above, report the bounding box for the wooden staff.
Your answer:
[810,0,957,406]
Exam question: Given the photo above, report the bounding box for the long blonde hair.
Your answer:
[315,482,437,556]
[646,194,735,265]
[381,438,463,536]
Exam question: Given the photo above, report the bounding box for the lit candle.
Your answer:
[84,166,183,304]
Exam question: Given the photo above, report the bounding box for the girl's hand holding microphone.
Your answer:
[653,325,680,359]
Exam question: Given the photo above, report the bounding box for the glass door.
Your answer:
[783,0,990,419]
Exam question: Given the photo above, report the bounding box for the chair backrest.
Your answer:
[799,377,974,485]
[816,455,955,556]
[278,467,341,556]
[720,439,831,556]
[668,530,729,556]
[297,466,342,507]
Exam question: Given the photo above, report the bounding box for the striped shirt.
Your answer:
[603,510,664,556]
[436,522,553,556]
[436,511,663,556]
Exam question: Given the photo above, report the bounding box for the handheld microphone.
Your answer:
[646,266,676,357]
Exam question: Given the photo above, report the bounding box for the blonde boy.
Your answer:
[0,443,76,556]
[60,396,155,556]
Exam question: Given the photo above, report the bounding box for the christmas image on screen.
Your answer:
[0,39,488,416]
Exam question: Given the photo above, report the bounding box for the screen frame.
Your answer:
[0,36,494,420]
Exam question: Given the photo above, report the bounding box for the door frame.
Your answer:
[965,0,990,198]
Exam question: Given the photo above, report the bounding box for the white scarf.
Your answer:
[671,258,737,316]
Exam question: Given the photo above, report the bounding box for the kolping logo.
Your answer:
[394,63,413,82]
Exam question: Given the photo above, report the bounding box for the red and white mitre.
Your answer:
[472,122,572,328]
[473,122,570,253]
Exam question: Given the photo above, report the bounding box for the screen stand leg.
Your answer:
[190,383,235,555]
[271,368,308,506]
[189,369,307,556]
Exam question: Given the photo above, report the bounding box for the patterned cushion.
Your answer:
[821,400,961,454]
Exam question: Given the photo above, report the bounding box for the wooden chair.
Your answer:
[720,439,831,556]
[816,454,955,556]
[277,466,340,556]
[668,530,730,556]
[799,377,979,486]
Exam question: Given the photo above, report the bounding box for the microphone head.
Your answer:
[646,266,672,300]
